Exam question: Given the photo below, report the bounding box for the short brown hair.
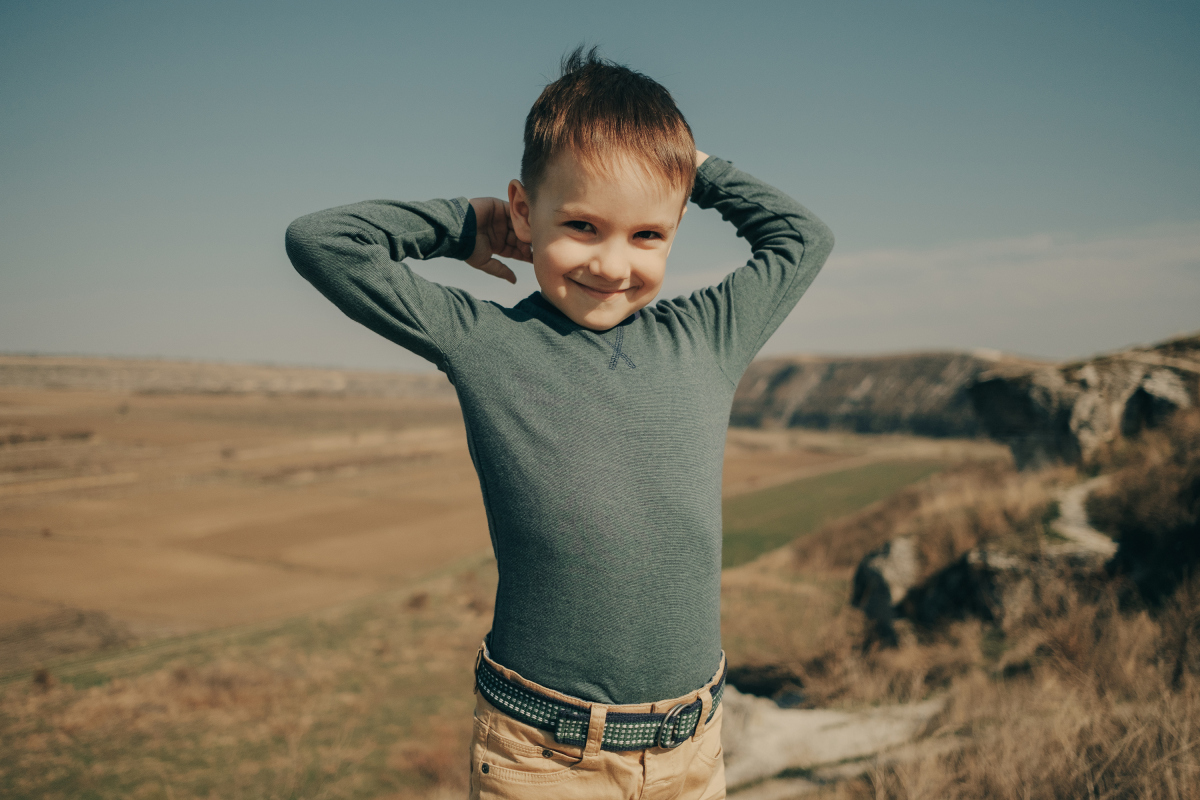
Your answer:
[521,46,696,202]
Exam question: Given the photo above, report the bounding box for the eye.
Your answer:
[566,220,594,233]
[633,230,662,240]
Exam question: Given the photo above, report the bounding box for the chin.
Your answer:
[575,313,621,331]
[575,304,634,330]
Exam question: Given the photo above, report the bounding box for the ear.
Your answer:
[508,180,533,244]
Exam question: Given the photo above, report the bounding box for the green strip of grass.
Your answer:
[722,459,947,568]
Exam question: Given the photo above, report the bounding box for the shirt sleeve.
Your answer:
[284,197,485,370]
[663,157,835,382]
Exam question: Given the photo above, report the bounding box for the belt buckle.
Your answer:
[656,702,690,749]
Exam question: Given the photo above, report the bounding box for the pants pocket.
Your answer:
[694,706,724,765]
[470,697,584,796]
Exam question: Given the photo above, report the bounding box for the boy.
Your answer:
[286,47,833,799]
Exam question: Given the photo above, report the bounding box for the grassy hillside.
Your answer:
[722,460,948,568]
[721,455,1200,798]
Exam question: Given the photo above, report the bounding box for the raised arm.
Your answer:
[667,156,834,382]
[285,197,526,369]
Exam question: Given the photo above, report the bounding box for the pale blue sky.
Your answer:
[2,1,1197,371]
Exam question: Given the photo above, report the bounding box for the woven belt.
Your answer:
[475,658,726,751]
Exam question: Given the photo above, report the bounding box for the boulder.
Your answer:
[851,475,1120,641]
[901,547,1032,629]
[893,544,1109,634]
[851,536,921,646]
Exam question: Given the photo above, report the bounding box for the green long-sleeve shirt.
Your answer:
[285,157,833,704]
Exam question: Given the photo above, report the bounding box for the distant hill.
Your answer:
[731,331,1200,468]
[731,350,1043,438]
[0,355,455,399]
[12,331,1196,469]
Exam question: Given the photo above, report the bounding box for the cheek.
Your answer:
[531,242,575,291]
[633,254,668,292]
[535,237,587,276]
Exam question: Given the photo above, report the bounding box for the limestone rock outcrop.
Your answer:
[968,333,1199,468]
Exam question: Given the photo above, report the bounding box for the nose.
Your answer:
[587,246,631,284]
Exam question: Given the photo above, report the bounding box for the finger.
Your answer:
[476,258,517,284]
[490,205,508,243]
[498,243,532,263]
[502,227,533,262]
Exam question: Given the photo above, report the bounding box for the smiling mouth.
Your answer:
[569,278,636,301]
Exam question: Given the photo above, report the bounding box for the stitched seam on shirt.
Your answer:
[378,269,456,370]
[601,326,635,370]
[432,293,476,367]
[445,360,502,562]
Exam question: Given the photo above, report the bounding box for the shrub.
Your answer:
[1088,408,1200,603]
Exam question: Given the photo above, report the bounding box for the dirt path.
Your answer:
[1050,476,1116,556]
[722,687,948,792]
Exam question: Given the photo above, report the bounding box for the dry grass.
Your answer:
[1089,408,1200,603]
[0,559,498,800]
[722,450,1200,798]
[792,459,1072,577]
[721,460,1070,688]
[855,583,1200,799]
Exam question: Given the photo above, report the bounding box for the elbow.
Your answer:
[805,216,835,262]
[284,214,317,256]
[816,222,835,259]
[284,213,328,277]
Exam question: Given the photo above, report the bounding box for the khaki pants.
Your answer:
[469,647,726,800]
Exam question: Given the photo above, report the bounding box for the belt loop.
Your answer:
[693,688,713,741]
[694,652,725,741]
[583,705,607,759]
[473,644,484,694]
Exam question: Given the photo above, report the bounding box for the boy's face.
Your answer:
[509,151,686,331]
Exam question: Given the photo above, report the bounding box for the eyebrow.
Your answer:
[554,205,600,219]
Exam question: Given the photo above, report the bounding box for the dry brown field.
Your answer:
[0,358,1002,676]
[0,387,480,647]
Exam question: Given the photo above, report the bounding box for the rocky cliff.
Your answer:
[968,333,1200,468]
[731,351,1039,438]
